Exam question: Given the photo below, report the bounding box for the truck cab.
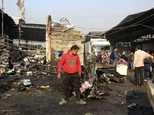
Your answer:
[85,38,111,55]
[91,39,111,55]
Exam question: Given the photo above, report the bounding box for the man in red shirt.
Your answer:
[57,45,86,105]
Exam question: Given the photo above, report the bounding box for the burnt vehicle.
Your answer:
[96,64,125,83]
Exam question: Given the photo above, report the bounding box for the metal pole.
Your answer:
[2,0,4,38]
[19,19,21,46]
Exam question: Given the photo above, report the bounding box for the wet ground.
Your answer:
[0,70,153,115]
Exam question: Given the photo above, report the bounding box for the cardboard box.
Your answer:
[116,64,128,75]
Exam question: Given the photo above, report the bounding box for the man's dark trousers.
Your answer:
[63,72,80,101]
[144,66,152,79]
[135,67,144,86]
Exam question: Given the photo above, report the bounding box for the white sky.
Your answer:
[2,0,154,34]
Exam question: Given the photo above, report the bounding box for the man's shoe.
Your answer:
[76,99,86,105]
[141,85,144,87]
[136,85,139,87]
[59,99,67,105]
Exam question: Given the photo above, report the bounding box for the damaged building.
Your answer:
[0,9,18,43]
[46,16,84,65]
[12,17,46,49]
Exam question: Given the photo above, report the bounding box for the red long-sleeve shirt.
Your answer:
[58,50,82,74]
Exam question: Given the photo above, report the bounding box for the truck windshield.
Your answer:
[96,46,102,51]
[95,46,110,51]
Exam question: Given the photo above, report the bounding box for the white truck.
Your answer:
[84,38,111,55]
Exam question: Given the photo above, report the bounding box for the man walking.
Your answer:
[57,45,86,105]
[133,45,151,87]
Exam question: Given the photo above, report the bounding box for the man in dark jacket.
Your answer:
[96,52,102,63]
[128,52,134,70]
[91,52,96,63]
[121,51,128,61]
[144,56,152,81]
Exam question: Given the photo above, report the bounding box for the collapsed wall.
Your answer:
[46,15,84,65]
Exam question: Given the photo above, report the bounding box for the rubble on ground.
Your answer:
[0,43,125,100]
[0,45,58,77]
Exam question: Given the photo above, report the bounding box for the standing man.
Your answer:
[133,45,151,87]
[121,51,128,61]
[128,52,134,71]
[91,52,96,63]
[96,52,102,63]
[57,45,86,105]
[86,53,91,63]
[144,53,152,81]
[109,47,119,65]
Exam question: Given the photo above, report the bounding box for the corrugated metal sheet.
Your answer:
[0,10,19,39]
[105,8,154,46]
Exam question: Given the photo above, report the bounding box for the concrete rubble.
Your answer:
[0,45,58,77]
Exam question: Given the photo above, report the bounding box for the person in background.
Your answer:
[133,45,151,87]
[56,52,61,57]
[96,52,102,63]
[152,52,154,75]
[57,45,86,105]
[102,52,109,65]
[118,53,122,58]
[128,52,134,71]
[109,47,119,65]
[86,53,91,63]
[121,51,128,61]
[127,50,131,56]
[91,52,96,63]
[144,52,152,81]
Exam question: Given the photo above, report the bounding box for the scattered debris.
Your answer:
[21,79,32,86]
[125,88,136,97]
[127,103,136,109]
[37,85,50,89]
[80,81,92,93]
[85,112,96,115]
[96,64,125,83]
[0,47,58,78]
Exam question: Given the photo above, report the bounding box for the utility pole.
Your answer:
[19,19,21,46]
[2,0,4,38]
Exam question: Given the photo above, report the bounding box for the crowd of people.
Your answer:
[86,52,110,65]
[86,46,154,86]
[86,47,134,70]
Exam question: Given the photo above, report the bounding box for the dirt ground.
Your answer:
[0,70,153,115]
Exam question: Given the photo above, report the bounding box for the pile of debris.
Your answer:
[96,64,125,83]
[0,44,58,77]
[0,40,124,101]
[76,63,125,99]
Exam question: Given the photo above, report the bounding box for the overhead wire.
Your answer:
[74,25,108,30]
[105,12,154,37]
[25,12,39,23]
